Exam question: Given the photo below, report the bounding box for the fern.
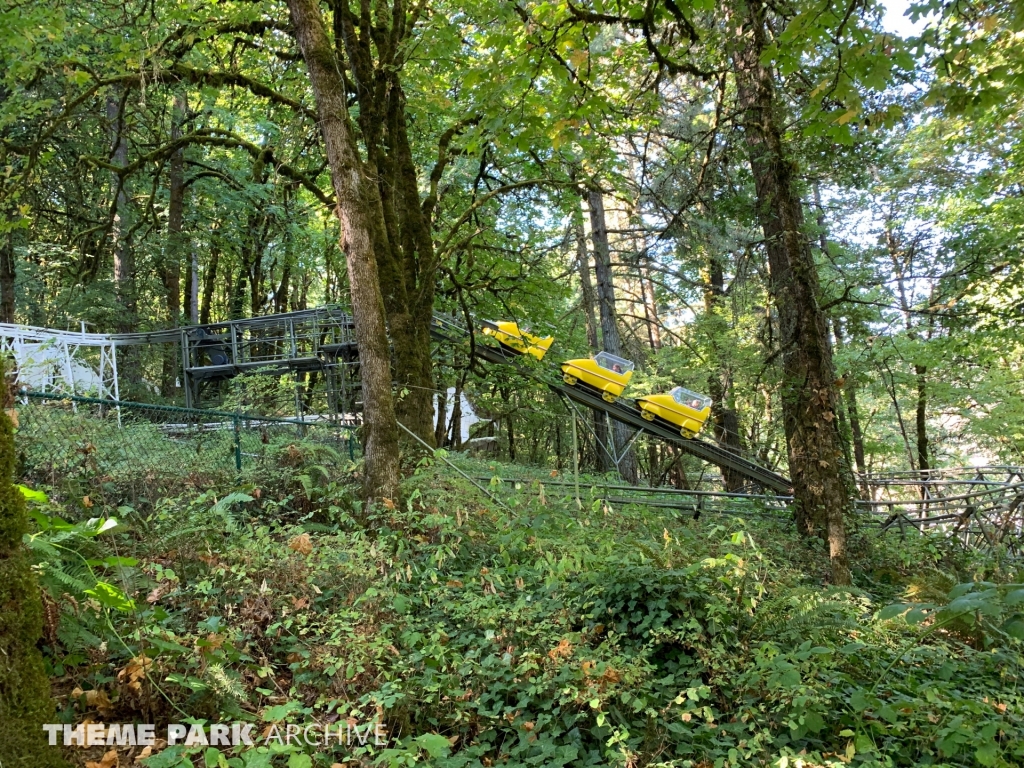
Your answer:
[748,586,866,645]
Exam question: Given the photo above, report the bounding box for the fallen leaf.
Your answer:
[522,721,535,731]
[146,584,169,604]
[291,596,309,609]
[548,638,573,661]
[118,655,152,693]
[82,495,94,508]
[84,688,113,714]
[382,497,396,510]
[205,632,225,649]
[288,533,313,556]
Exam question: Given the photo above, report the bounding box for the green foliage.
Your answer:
[23,450,1020,768]
[0,401,68,766]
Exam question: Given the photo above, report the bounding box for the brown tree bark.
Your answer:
[731,0,853,584]
[162,95,186,396]
[640,264,662,351]
[915,364,929,472]
[832,317,868,496]
[107,93,135,332]
[588,187,638,483]
[189,249,200,324]
[703,252,746,491]
[330,0,438,446]
[287,0,400,500]
[575,208,612,472]
[0,232,14,324]
[200,245,220,325]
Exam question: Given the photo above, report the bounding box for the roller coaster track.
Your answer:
[429,315,794,494]
[9,308,1023,551]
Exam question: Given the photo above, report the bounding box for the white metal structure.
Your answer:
[0,322,120,401]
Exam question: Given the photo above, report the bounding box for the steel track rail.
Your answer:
[430,318,794,493]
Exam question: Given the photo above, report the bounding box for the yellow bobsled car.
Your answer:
[636,386,712,439]
[480,320,554,361]
[561,351,634,403]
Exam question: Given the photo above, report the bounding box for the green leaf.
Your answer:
[850,690,871,712]
[84,582,135,611]
[878,603,910,620]
[975,740,999,766]
[1004,588,1024,606]
[17,484,48,504]
[948,582,977,599]
[261,701,301,722]
[414,733,451,758]
[905,606,932,624]
[287,755,312,768]
[804,710,825,733]
[241,751,272,768]
[1002,618,1024,640]
[142,746,185,768]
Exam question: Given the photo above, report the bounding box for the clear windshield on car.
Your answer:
[671,387,712,410]
[594,351,634,373]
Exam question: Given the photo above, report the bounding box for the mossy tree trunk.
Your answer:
[0,377,68,766]
[731,0,853,584]
[286,0,401,500]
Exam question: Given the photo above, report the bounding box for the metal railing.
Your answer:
[15,392,358,500]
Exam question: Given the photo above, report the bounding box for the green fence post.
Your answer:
[233,414,242,471]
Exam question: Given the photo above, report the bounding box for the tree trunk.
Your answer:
[832,317,868,497]
[703,251,746,490]
[330,2,436,446]
[287,0,400,500]
[162,95,185,396]
[640,264,662,350]
[575,208,612,472]
[189,249,200,324]
[0,373,69,768]
[587,187,638,483]
[200,246,219,325]
[434,389,448,447]
[731,0,852,584]
[915,364,929,472]
[107,93,135,332]
[0,231,14,324]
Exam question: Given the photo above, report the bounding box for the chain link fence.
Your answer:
[15,391,359,504]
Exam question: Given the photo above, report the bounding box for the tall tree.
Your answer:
[730,0,852,583]
[286,0,400,500]
[588,186,639,483]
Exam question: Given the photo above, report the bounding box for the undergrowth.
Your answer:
[20,450,1024,768]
